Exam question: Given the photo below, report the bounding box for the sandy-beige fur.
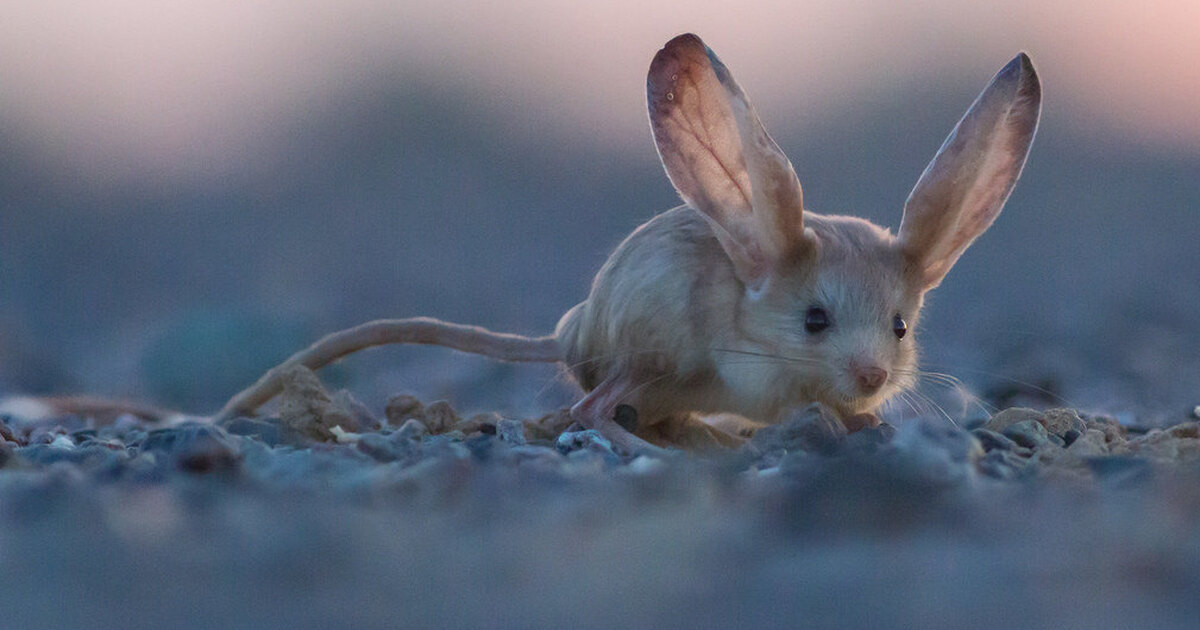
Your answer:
[4,32,1040,457]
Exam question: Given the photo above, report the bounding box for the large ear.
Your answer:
[647,33,810,292]
[898,53,1042,291]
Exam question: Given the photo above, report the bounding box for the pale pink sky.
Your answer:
[0,0,1196,185]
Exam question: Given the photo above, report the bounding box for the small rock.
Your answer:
[222,417,284,446]
[892,419,984,470]
[464,434,497,461]
[983,407,1042,434]
[384,395,426,426]
[841,423,895,454]
[526,408,575,442]
[1066,429,1109,456]
[329,426,361,443]
[71,429,98,443]
[28,426,69,446]
[453,412,501,436]
[0,420,16,444]
[497,418,526,445]
[1084,416,1127,445]
[751,404,846,455]
[140,423,241,474]
[507,444,564,469]
[394,418,429,441]
[332,390,381,432]
[556,429,615,456]
[49,434,76,450]
[1003,420,1052,450]
[423,400,458,435]
[972,428,1018,452]
[1128,429,1190,461]
[976,449,1028,480]
[1040,408,1087,436]
[1062,428,1082,447]
[357,433,399,462]
[276,365,351,442]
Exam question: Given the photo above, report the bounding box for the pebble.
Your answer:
[394,418,430,441]
[1039,408,1087,436]
[1003,420,1052,450]
[423,401,459,435]
[384,395,425,426]
[556,429,615,457]
[453,412,501,436]
[356,433,399,462]
[891,419,983,473]
[140,424,241,474]
[497,418,526,445]
[841,423,896,454]
[751,404,846,456]
[972,428,1019,452]
[0,396,1195,508]
[1084,416,1127,445]
[331,390,381,432]
[983,407,1042,434]
[222,417,284,446]
[976,449,1028,480]
[1065,427,1108,456]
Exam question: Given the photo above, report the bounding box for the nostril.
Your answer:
[854,366,888,392]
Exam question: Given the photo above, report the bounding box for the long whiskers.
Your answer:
[913,370,998,417]
[922,364,1077,408]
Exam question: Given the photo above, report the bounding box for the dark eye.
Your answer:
[893,314,907,339]
[804,307,830,334]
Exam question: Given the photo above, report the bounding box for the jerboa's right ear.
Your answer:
[898,53,1042,291]
[647,33,811,292]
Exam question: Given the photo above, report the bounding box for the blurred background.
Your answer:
[0,0,1197,422]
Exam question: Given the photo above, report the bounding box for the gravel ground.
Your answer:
[3,379,1200,630]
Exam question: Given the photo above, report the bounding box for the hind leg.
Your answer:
[570,378,668,457]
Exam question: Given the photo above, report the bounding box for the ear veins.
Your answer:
[669,70,752,211]
[709,45,808,262]
[899,52,1041,289]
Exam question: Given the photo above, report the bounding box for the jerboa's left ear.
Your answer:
[898,53,1042,291]
[648,34,810,292]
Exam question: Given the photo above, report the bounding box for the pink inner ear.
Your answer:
[647,34,810,286]
[900,53,1042,290]
[647,34,753,219]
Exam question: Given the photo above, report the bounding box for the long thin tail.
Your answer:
[215,317,560,421]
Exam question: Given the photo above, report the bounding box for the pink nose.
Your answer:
[854,366,888,392]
